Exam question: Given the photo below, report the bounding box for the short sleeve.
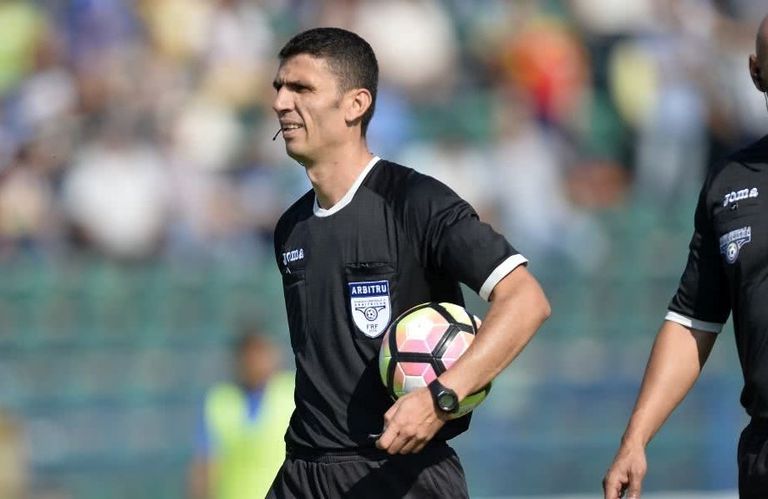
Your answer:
[666,180,731,332]
[403,175,526,300]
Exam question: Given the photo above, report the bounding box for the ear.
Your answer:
[749,54,765,92]
[343,88,373,126]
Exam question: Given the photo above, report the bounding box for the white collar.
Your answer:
[313,156,380,217]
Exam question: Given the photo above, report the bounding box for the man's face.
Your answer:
[758,46,768,88]
[272,54,348,163]
[751,20,768,93]
[238,342,278,389]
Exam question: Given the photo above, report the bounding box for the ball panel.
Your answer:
[396,308,450,353]
[399,361,431,377]
[378,348,392,389]
[380,340,391,358]
[422,363,438,385]
[403,374,427,393]
[392,363,407,397]
[440,330,474,369]
[453,387,490,419]
[392,362,437,397]
[438,302,473,327]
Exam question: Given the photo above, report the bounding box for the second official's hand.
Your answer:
[376,387,447,455]
[603,442,647,499]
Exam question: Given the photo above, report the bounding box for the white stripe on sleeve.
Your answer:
[479,254,529,301]
[664,310,723,333]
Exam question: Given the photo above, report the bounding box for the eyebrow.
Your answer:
[273,78,314,92]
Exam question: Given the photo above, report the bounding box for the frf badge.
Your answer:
[348,280,391,338]
[720,226,751,264]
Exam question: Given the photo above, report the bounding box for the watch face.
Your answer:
[438,392,458,412]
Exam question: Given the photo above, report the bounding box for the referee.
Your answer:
[603,15,768,499]
[268,27,550,498]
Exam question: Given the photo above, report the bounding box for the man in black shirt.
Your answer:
[604,15,768,499]
[267,27,551,498]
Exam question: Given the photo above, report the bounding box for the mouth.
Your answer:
[280,123,304,135]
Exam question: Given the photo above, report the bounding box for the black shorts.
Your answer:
[738,418,768,498]
[266,441,469,499]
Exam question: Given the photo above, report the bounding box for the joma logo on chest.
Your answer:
[723,188,758,207]
[282,248,304,265]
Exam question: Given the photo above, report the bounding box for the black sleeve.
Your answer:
[667,178,730,328]
[402,174,525,299]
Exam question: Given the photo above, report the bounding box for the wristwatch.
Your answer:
[428,379,459,415]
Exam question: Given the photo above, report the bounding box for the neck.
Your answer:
[304,142,374,209]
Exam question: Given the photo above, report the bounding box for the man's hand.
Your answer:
[603,443,647,499]
[375,387,446,454]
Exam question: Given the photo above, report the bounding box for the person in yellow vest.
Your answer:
[188,330,294,499]
[0,409,27,499]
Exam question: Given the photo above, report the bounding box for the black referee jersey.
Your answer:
[273,156,527,450]
[666,135,768,418]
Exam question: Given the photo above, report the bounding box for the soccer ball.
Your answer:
[378,302,491,419]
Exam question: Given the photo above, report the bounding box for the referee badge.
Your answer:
[348,280,391,337]
[719,226,751,264]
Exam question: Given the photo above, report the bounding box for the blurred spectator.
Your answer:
[0,410,26,499]
[199,0,275,108]
[166,168,255,261]
[351,0,459,96]
[0,0,47,97]
[170,99,242,174]
[61,115,171,260]
[13,20,77,141]
[609,4,710,203]
[139,0,212,64]
[188,329,294,499]
[568,0,656,35]
[58,0,139,69]
[0,143,63,261]
[141,0,275,108]
[488,90,609,272]
[494,12,590,130]
[164,98,245,259]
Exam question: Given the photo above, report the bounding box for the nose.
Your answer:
[272,87,292,115]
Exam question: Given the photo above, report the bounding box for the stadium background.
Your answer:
[1,0,766,497]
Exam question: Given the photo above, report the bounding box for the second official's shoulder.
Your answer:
[699,136,768,206]
[724,135,768,171]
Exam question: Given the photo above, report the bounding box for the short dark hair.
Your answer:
[232,330,272,356]
[279,27,379,135]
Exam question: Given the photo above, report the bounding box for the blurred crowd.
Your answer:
[1,0,767,271]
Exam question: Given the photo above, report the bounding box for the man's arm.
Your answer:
[603,320,718,499]
[187,456,211,499]
[376,265,550,454]
[188,403,213,499]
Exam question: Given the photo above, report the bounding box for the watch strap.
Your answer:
[428,378,459,414]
